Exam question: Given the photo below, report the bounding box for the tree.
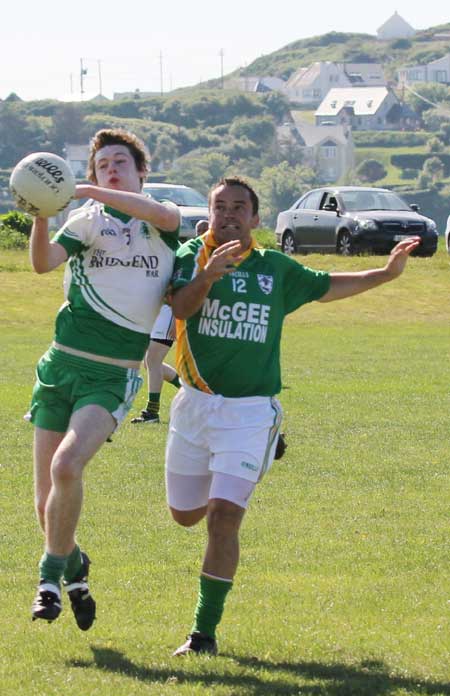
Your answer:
[404,83,450,117]
[49,104,88,151]
[422,156,444,184]
[253,161,317,227]
[426,136,444,153]
[0,102,48,167]
[152,134,179,171]
[355,159,387,183]
[170,151,231,194]
[229,116,275,145]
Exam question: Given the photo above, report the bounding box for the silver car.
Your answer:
[143,183,208,240]
[275,186,438,257]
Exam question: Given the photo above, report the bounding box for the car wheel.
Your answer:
[282,231,296,255]
[337,230,353,256]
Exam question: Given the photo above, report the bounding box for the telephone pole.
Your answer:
[97,60,103,95]
[159,51,164,96]
[80,58,88,98]
[219,48,224,89]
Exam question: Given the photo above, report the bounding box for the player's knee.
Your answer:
[207,499,243,537]
[51,451,84,484]
[169,506,206,527]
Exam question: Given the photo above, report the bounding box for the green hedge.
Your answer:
[398,188,450,234]
[391,153,450,174]
[353,131,429,147]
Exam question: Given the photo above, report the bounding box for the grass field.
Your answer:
[1,245,449,695]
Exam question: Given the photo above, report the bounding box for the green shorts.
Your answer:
[29,347,143,433]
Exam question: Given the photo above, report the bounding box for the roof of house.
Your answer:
[285,64,319,89]
[290,115,351,146]
[315,86,392,116]
[377,11,415,35]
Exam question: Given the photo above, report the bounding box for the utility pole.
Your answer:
[80,58,87,98]
[97,60,103,95]
[219,48,224,89]
[159,51,164,96]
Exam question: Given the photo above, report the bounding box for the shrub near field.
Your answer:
[0,246,449,696]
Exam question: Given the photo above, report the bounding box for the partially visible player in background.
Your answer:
[195,219,209,236]
[27,128,179,629]
[131,219,210,424]
[131,303,180,424]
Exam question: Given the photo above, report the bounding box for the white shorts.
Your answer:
[150,303,175,342]
[165,383,282,484]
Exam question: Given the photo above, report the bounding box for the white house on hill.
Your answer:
[377,11,415,40]
[315,87,405,130]
[398,53,450,85]
[277,116,354,183]
[284,62,386,105]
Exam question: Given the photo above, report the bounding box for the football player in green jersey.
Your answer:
[167,176,420,656]
[29,129,180,628]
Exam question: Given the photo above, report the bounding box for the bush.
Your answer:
[391,153,450,175]
[0,225,28,249]
[401,168,418,180]
[352,131,428,147]
[0,210,33,236]
[355,158,387,183]
[254,228,277,249]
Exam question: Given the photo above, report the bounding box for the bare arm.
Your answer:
[319,237,420,303]
[75,184,179,232]
[30,217,68,273]
[171,240,242,319]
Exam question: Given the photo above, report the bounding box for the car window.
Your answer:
[299,191,323,210]
[341,190,412,212]
[143,185,207,207]
[321,194,338,210]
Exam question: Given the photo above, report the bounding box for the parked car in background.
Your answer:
[275,186,438,257]
[143,183,208,240]
[445,213,450,253]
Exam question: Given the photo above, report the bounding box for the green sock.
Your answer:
[63,544,83,583]
[191,574,233,639]
[170,375,181,389]
[39,552,67,586]
[145,393,160,415]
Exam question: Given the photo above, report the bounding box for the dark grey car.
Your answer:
[275,186,438,257]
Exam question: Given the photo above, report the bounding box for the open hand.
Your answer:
[384,236,421,279]
[204,240,243,282]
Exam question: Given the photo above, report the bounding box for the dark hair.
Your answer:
[86,128,150,186]
[209,176,259,215]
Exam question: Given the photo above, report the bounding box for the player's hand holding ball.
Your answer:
[9,152,75,218]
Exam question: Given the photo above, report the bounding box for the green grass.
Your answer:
[1,248,450,695]
[354,146,427,186]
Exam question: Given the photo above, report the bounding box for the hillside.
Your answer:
[202,23,450,87]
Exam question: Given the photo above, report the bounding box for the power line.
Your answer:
[402,81,450,117]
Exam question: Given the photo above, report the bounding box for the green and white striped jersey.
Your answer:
[52,202,179,361]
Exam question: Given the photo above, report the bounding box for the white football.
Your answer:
[9,152,76,217]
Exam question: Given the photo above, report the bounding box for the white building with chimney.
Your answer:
[377,12,415,40]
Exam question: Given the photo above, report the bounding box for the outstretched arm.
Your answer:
[319,237,420,303]
[30,217,68,274]
[74,184,180,232]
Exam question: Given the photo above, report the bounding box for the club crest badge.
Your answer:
[257,274,273,295]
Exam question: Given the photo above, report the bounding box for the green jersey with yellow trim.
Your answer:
[52,201,179,361]
[172,234,330,397]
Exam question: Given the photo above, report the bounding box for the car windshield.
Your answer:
[341,190,412,212]
[144,186,207,207]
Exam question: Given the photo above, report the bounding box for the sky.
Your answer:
[1,1,449,101]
